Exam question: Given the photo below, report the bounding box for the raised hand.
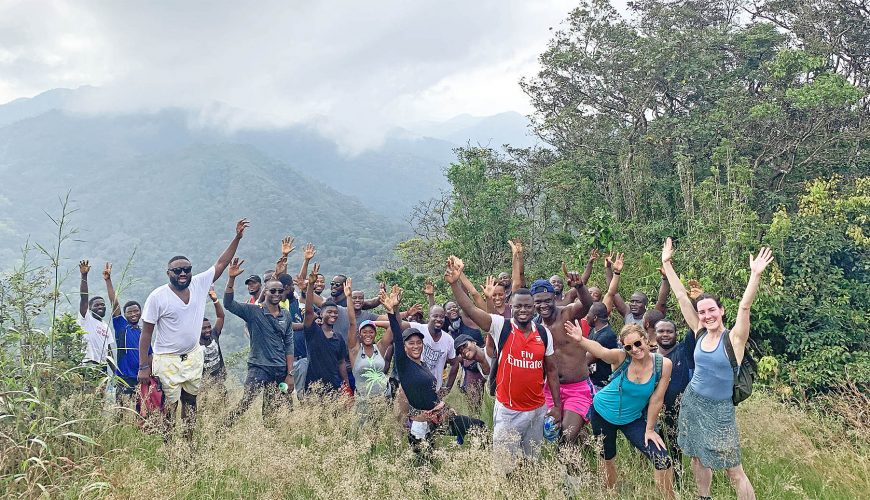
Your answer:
[480,276,496,298]
[102,262,112,280]
[444,256,462,284]
[79,260,90,275]
[749,247,774,275]
[422,279,435,296]
[508,238,524,255]
[588,248,600,262]
[275,255,288,275]
[612,252,625,274]
[235,218,250,238]
[661,237,674,264]
[228,257,245,278]
[308,262,320,285]
[281,236,296,256]
[208,289,218,302]
[293,274,308,291]
[343,277,353,299]
[379,284,402,313]
[561,261,569,278]
[563,320,585,342]
[406,303,423,319]
[303,243,316,260]
[566,271,583,287]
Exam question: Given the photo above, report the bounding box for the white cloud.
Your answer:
[0,0,575,152]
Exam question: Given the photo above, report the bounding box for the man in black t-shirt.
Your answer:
[586,302,618,389]
[656,319,696,467]
[303,264,350,393]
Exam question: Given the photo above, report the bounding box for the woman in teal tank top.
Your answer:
[566,322,675,499]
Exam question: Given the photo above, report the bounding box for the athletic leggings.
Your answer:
[407,414,485,449]
[590,407,672,470]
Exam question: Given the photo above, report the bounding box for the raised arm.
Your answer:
[303,263,321,328]
[565,320,625,365]
[508,238,526,290]
[564,269,594,320]
[660,238,700,332]
[422,279,436,309]
[445,257,492,332]
[222,257,251,321]
[458,273,487,310]
[602,253,623,312]
[731,247,774,352]
[298,243,316,289]
[102,262,121,318]
[78,260,90,317]
[344,278,359,353]
[209,288,225,336]
[654,269,670,315]
[605,252,629,317]
[213,218,249,281]
[580,248,599,285]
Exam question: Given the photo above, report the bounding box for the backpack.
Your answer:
[697,329,757,406]
[487,318,549,397]
[607,352,664,389]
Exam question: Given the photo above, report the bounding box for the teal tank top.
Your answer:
[592,357,659,425]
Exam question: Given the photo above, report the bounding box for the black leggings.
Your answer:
[590,407,672,470]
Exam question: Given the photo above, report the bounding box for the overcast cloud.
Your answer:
[0,0,577,152]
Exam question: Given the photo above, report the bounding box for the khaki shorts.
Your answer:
[152,346,204,405]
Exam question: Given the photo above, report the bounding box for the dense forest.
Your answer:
[379,0,869,396]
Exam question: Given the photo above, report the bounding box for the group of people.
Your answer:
[76,219,773,500]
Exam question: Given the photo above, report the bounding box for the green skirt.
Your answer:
[677,385,742,469]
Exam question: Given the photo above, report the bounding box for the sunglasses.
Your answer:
[330,281,344,287]
[623,340,644,352]
[169,266,193,275]
[267,288,284,294]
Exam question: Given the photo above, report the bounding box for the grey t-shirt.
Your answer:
[624,312,644,327]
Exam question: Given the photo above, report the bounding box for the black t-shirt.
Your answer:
[303,323,348,391]
[389,313,438,411]
[589,324,618,387]
[663,329,697,406]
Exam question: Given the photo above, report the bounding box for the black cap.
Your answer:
[454,334,476,354]
[402,328,424,341]
[244,275,262,285]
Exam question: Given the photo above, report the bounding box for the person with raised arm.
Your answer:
[437,275,487,413]
[137,218,249,436]
[527,250,596,447]
[78,260,113,368]
[565,321,674,498]
[200,288,227,394]
[302,263,349,394]
[344,277,392,416]
[606,252,670,326]
[446,256,561,463]
[222,257,295,426]
[103,262,147,403]
[661,237,773,500]
[382,284,483,450]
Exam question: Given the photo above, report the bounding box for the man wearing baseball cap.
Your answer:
[244,275,262,304]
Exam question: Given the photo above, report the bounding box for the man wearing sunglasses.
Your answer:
[138,218,249,436]
[222,257,295,426]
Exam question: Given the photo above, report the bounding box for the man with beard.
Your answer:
[244,275,262,304]
[528,267,598,445]
[446,256,561,462]
[656,318,695,469]
[302,263,349,393]
[78,260,114,369]
[223,258,295,425]
[137,218,248,435]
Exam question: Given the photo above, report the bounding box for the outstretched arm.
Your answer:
[422,279,436,309]
[102,263,121,318]
[509,238,526,290]
[213,218,249,281]
[210,288,225,336]
[297,243,316,295]
[660,237,700,332]
[303,263,321,328]
[344,278,358,353]
[580,249,599,286]
[459,273,487,310]
[602,253,623,312]
[446,257,492,332]
[731,247,774,353]
[565,320,625,365]
[605,253,629,317]
[654,269,670,315]
[79,260,90,318]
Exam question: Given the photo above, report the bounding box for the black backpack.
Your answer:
[697,329,757,405]
[487,318,549,396]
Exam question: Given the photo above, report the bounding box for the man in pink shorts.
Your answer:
[530,278,598,444]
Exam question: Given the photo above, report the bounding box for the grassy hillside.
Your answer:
[7,387,866,499]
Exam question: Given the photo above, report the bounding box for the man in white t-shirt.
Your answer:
[77,260,114,366]
[137,218,249,434]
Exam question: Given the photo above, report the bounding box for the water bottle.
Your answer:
[543,415,560,442]
[278,382,289,393]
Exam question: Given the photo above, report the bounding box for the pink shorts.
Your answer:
[544,378,595,422]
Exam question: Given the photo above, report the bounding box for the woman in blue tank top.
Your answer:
[566,322,675,499]
[661,238,773,500]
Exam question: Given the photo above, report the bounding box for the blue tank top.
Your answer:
[592,357,658,425]
[690,330,734,401]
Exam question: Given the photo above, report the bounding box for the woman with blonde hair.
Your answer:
[565,321,674,499]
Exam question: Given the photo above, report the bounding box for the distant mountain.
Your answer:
[408,111,541,149]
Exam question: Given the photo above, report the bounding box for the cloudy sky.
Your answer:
[0,0,584,151]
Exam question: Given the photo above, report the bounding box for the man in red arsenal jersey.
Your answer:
[446,256,561,462]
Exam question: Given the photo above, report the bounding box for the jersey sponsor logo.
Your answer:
[505,351,543,370]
